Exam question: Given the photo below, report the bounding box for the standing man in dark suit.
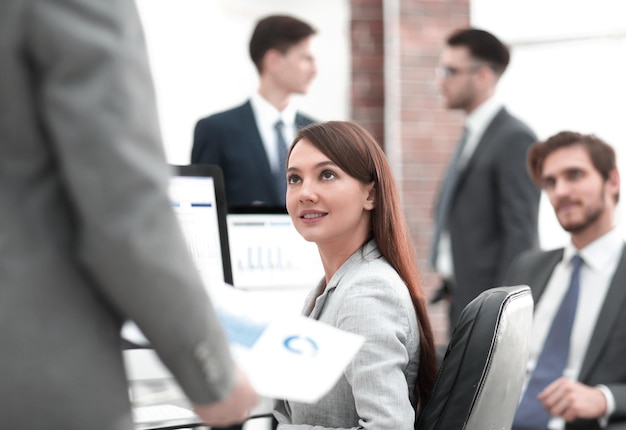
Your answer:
[505,131,626,430]
[192,15,317,209]
[430,28,540,330]
[0,0,258,428]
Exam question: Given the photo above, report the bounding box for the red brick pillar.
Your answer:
[394,0,469,345]
[350,0,386,148]
[350,0,470,346]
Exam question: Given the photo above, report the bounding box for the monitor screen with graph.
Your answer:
[169,164,233,286]
[226,208,323,291]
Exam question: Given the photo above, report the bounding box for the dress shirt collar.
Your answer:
[250,93,299,172]
[250,92,298,129]
[465,95,503,138]
[454,96,503,169]
[563,226,624,272]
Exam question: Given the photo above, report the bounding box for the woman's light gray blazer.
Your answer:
[275,240,420,429]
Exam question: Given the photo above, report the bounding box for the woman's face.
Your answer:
[286,138,375,251]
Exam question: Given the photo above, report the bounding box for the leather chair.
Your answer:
[415,285,533,430]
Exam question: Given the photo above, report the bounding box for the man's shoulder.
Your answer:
[196,101,253,127]
[295,111,317,128]
[515,247,562,270]
[492,107,536,139]
[503,247,563,286]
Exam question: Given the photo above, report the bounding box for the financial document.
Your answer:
[207,282,364,403]
[125,282,364,405]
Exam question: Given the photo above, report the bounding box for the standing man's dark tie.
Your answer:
[512,254,584,430]
[429,127,470,268]
[274,119,288,206]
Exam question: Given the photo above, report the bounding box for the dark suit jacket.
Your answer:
[441,107,540,324]
[192,100,315,208]
[504,247,626,430]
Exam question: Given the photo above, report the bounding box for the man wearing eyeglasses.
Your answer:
[430,28,540,334]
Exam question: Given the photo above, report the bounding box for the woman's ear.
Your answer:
[364,183,376,210]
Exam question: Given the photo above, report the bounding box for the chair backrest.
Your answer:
[415,285,533,430]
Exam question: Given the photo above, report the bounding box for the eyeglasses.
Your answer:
[435,65,483,80]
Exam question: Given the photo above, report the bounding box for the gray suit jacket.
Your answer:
[440,107,540,324]
[274,240,420,429]
[504,247,626,430]
[0,1,234,428]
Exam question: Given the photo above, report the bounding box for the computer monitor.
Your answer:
[226,207,323,291]
[169,164,233,286]
[226,207,323,317]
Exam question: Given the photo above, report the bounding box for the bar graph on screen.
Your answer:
[227,213,323,290]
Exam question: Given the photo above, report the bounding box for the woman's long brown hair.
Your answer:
[290,121,437,409]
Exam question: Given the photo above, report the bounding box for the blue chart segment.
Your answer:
[242,245,291,271]
[283,335,319,357]
[217,309,267,348]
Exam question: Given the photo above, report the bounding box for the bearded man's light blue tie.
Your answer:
[274,119,288,206]
[512,254,584,430]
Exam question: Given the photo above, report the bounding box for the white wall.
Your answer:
[472,0,626,249]
[135,0,351,165]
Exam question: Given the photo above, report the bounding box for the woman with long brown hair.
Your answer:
[274,121,437,429]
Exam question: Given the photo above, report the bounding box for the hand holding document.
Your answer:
[207,282,364,403]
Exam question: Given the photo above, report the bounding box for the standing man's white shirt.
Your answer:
[250,93,298,174]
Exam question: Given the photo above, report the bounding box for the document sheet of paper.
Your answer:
[208,282,364,403]
[125,282,364,406]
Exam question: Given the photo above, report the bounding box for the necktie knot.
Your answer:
[571,254,583,271]
[275,119,285,131]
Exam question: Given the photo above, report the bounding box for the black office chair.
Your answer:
[415,285,533,430]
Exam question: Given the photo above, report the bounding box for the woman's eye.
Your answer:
[321,170,336,181]
[287,174,301,185]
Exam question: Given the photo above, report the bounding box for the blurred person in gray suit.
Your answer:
[0,0,257,428]
[430,28,540,332]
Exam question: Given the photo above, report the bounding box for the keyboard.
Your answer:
[133,404,198,424]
